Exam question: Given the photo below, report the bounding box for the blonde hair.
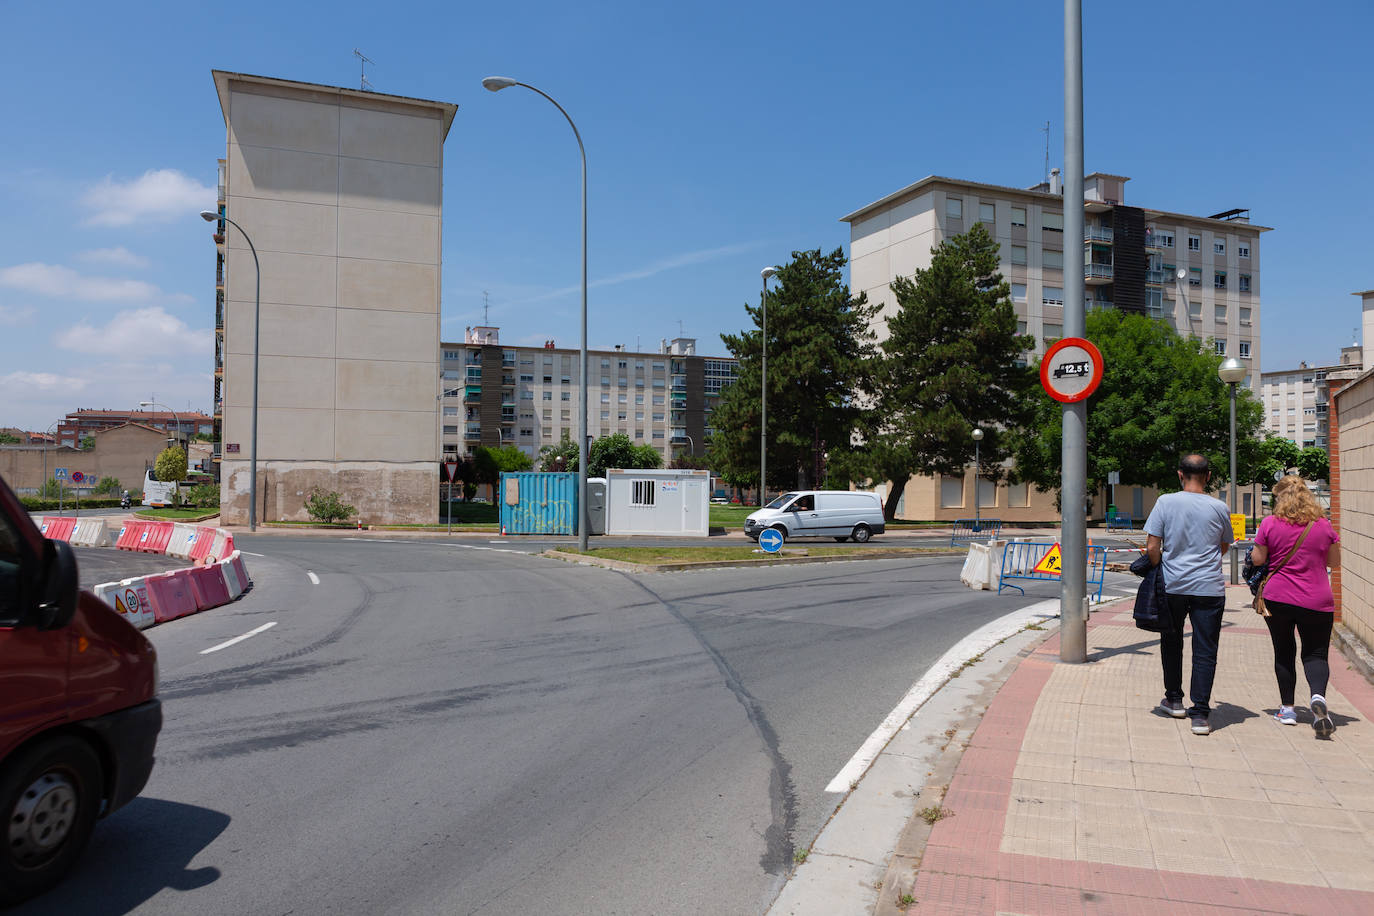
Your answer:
[1272,476,1325,524]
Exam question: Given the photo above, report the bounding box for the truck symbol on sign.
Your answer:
[1052,360,1091,379]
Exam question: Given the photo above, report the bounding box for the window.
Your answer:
[1215,305,1227,323]
[561,410,571,421]
[617,411,628,421]
[635,378,645,387]
[618,378,628,387]
[520,374,534,382]
[601,358,611,368]
[618,360,627,369]
[635,412,644,421]
[1042,286,1064,306]
[1012,283,1027,302]
[652,361,665,371]
[631,480,656,505]
[1214,239,1225,255]
[544,356,553,365]
[1011,245,1027,266]
[1189,301,1202,319]
[1042,211,1063,232]
[442,425,458,435]
[520,389,533,401]
[940,475,964,508]
[1007,481,1030,508]
[652,412,664,422]
[1215,340,1226,356]
[1239,307,1252,325]
[1239,274,1251,292]
[635,394,644,404]
[520,428,533,438]
[1043,322,1062,343]
[1188,268,1202,287]
[600,393,610,404]
[560,391,570,401]
[1042,249,1063,270]
[1214,271,1227,289]
[635,360,644,370]
[443,407,458,417]
[945,197,962,219]
[1010,207,1026,228]
[979,202,995,223]
[618,394,628,404]
[1152,230,1175,248]
[1187,235,1200,251]
[543,409,553,420]
[652,378,665,388]
[601,376,611,386]
[652,430,664,439]
[653,395,665,405]
[542,392,552,401]
[1238,243,1250,259]
[601,410,610,420]
[1017,320,1028,335]
[443,349,460,360]
[1146,288,1163,317]
[977,479,997,509]
[543,375,553,384]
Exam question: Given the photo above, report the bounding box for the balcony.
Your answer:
[464,424,483,440]
[1084,226,1113,243]
[1084,263,1113,284]
[1145,269,1168,284]
[464,385,482,402]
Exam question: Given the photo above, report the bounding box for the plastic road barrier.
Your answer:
[71,517,114,547]
[39,516,78,542]
[138,522,176,554]
[144,570,198,622]
[167,523,199,558]
[220,552,244,599]
[187,565,231,611]
[188,526,218,563]
[116,520,148,551]
[209,529,235,561]
[92,577,157,630]
[228,551,251,594]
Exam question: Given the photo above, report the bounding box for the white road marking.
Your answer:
[488,540,508,544]
[241,551,266,557]
[307,571,320,585]
[824,598,1060,793]
[200,622,278,655]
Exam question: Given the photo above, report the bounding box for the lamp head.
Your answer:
[1217,357,1246,384]
[200,210,217,222]
[761,266,781,280]
[482,76,518,92]
[1174,267,1188,281]
[971,428,984,441]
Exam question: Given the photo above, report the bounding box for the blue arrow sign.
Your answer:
[758,528,784,553]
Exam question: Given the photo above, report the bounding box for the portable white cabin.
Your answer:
[605,468,710,537]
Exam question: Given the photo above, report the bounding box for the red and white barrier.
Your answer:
[92,577,157,630]
[166,523,198,558]
[71,517,115,547]
[116,520,148,551]
[188,526,217,563]
[187,564,231,611]
[40,516,77,542]
[144,571,198,623]
[138,522,175,554]
[221,551,245,598]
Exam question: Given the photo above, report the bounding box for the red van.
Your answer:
[0,474,161,904]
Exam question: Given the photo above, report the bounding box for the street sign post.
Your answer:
[758,528,783,554]
[53,467,68,515]
[1040,337,1104,404]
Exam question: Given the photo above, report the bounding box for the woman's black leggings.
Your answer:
[1262,598,1334,706]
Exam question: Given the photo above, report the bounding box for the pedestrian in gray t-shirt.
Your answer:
[1143,454,1234,736]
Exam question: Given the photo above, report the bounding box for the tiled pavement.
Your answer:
[907,586,1374,915]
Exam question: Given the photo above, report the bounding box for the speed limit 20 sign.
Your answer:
[1040,337,1104,403]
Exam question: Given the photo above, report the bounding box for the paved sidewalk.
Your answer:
[899,584,1374,915]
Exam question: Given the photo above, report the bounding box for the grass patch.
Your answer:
[135,508,217,521]
[917,805,952,825]
[898,892,916,907]
[441,502,499,524]
[793,848,809,864]
[565,545,949,564]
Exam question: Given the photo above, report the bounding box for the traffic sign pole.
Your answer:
[1061,0,1087,664]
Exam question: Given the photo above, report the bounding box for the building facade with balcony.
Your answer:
[439,329,736,465]
[1262,347,1362,455]
[210,70,457,524]
[55,409,213,449]
[840,171,1270,521]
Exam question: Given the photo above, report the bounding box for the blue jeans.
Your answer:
[1160,593,1226,718]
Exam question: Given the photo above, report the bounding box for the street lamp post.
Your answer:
[201,209,261,532]
[760,266,781,506]
[139,400,181,447]
[678,434,694,459]
[1219,357,1247,583]
[483,76,590,552]
[971,427,984,525]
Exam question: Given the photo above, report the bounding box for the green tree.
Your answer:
[1240,434,1300,488]
[0,432,20,444]
[187,482,221,509]
[1009,309,1264,499]
[1296,446,1330,483]
[305,488,355,523]
[867,223,1034,519]
[709,248,879,492]
[537,432,580,471]
[79,434,95,451]
[154,445,188,482]
[472,445,533,495]
[587,433,663,477]
[93,476,122,496]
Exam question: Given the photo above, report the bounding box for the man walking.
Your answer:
[1144,454,1234,735]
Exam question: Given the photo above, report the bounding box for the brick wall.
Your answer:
[1333,371,1374,647]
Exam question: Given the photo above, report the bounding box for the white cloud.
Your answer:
[77,246,151,269]
[511,241,763,306]
[0,262,160,302]
[55,307,211,356]
[0,370,87,393]
[0,304,36,326]
[81,168,214,227]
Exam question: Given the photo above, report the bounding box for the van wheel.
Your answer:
[0,736,103,905]
[851,524,872,544]
[771,525,788,543]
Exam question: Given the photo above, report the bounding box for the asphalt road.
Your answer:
[23,536,1133,916]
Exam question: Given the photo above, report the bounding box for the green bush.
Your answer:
[21,497,124,511]
[305,488,356,524]
[93,476,122,496]
[187,483,220,509]
[154,445,188,483]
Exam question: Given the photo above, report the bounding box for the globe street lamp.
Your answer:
[971,427,984,525]
[201,209,261,532]
[1218,356,1247,582]
[760,266,781,506]
[483,76,590,552]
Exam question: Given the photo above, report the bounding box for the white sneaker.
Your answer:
[1311,695,1333,737]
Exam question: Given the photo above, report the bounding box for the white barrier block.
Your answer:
[71,518,113,547]
[93,577,157,629]
[960,540,1007,590]
[167,523,197,559]
[220,551,244,599]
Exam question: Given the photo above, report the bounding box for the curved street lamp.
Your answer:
[201,209,261,532]
[760,266,781,505]
[483,76,590,552]
[1218,356,1247,582]
[139,400,181,447]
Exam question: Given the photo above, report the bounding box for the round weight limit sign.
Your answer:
[1040,337,1105,404]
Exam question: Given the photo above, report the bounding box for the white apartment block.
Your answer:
[440,329,735,464]
[839,171,1270,521]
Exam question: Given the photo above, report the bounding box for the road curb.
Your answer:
[1334,623,1374,683]
[540,548,963,572]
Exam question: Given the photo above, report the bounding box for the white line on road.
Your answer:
[823,598,1060,793]
[241,551,266,557]
[307,571,320,585]
[200,621,278,655]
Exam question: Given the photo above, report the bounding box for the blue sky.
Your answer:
[2,0,1371,432]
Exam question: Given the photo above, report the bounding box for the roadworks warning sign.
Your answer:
[1032,543,1063,575]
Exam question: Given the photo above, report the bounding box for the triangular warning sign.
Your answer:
[1032,543,1063,576]
[114,595,129,615]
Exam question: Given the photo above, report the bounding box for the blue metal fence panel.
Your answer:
[499,472,579,535]
[950,518,1003,546]
[997,541,1107,602]
[1106,512,1134,532]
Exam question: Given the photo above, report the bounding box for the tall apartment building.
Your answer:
[840,171,1270,521]
[440,328,736,464]
[1261,349,1361,453]
[211,71,457,524]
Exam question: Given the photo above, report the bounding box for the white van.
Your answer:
[743,490,886,543]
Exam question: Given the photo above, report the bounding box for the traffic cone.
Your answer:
[356,518,362,531]
[500,523,506,536]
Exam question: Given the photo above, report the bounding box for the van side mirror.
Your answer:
[35,539,79,630]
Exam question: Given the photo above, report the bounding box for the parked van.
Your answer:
[0,473,161,903]
[743,490,886,543]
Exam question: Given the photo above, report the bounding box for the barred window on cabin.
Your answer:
[632,480,656,506]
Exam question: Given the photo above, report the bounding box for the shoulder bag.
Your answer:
[1253,522,1314,617]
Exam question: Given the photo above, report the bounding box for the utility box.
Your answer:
[605,468,710,537]
[499,472,578,535]
[586,478,607,536]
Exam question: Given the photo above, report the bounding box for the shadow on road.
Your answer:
[16,797,229,915]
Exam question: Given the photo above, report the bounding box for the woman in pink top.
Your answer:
[1251,476,1342,736]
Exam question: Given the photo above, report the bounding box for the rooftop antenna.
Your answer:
[483,290,489,325]
[353,48,375,92]
[1042,120,1051,182]
[678,319,684,337]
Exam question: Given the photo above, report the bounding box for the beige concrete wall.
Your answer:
[216,72,455,524]
[885,470,1160,525]
[1334,371,1374,648]
[0,425,167,495]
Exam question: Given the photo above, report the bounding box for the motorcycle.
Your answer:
[120,493,131,509]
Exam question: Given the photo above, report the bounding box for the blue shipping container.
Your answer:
[499,472,579,535]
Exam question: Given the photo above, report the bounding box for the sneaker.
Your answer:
[1191,716,1211,736]
[1311,694,1334,737]
[1158,698,1187,718]
[1273,706,1298,726]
